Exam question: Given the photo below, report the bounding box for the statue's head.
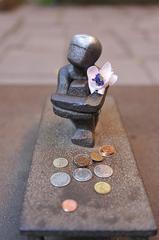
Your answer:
[67,34,102,69]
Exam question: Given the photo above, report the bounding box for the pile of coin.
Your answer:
[50,144,116,212]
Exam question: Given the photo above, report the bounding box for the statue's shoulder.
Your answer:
[59,64,72,74]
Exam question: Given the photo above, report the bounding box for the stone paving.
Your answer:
[0,4,159,85]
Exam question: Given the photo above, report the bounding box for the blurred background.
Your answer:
[0,0,159,85]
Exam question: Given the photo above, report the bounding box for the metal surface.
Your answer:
[99,145,116,156]
[62,199,78,213]
[52,34,105,147]
[94,164,113,178]
[50,172,71,187]
[74,154,91,167]
[90,150,104,162]
[67,34,102,68]
[53,158,69,168]
[94,182,111,194]
[20,96,157,238]
[73,168,93,182]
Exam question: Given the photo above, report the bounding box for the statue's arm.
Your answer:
[56,65,71,95]
[52,87,108,113]
[52,94,85,111]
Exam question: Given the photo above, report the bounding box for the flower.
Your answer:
[87,62,118,95]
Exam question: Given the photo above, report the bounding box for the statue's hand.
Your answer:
[85,87,108,110]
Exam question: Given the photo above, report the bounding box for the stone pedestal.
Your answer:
[20,96,157,240]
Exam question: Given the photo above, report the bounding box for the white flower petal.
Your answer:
[99,62,112,81]
[98,88,105,95]
[103,78,110,87]
[89,81,97,94]
[87,66,99,80]
[87,66,99,94]
[87,62,118,94]
[109,74,118,86]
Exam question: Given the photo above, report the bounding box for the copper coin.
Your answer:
[90,151,104,162]
[99,145,116,157]
[74,154,91,167]
[62,199,78,212]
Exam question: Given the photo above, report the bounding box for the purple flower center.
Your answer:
[93,73,104,86]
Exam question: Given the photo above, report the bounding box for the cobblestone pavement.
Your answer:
[0,4,159,85]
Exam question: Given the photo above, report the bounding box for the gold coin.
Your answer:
[94,182,111,194]
[90,151,103,162]
[99,145,116,157]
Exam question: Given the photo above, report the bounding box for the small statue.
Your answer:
[51,34,118,147]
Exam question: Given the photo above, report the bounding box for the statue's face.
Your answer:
[67,34,102,69]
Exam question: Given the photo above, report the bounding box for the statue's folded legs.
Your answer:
[53,104,99,147]
[70,112,99,147]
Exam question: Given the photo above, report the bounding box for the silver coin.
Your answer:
[50,172,71,187]
[53,158,68,168]
[73,168,92,182]
[94,164,113,178]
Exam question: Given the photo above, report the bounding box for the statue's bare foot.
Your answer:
[71,129,94,147]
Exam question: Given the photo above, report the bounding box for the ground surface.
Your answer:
[0,4,159,84]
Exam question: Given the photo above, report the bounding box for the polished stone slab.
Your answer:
[20,96,157,239]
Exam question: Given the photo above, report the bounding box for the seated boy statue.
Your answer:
[51,34,116,147]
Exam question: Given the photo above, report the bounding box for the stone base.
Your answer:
[20,96,157,239]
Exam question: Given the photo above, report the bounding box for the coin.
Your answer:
[74,154,91,167]
[94,182,111,194]
[50,172,71,187]
[94,164,113,178]
[73,168,92,182]
[62,199,78,212]
[90,151,104,162]
[99,145,116,157]
[53,158,68,168]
